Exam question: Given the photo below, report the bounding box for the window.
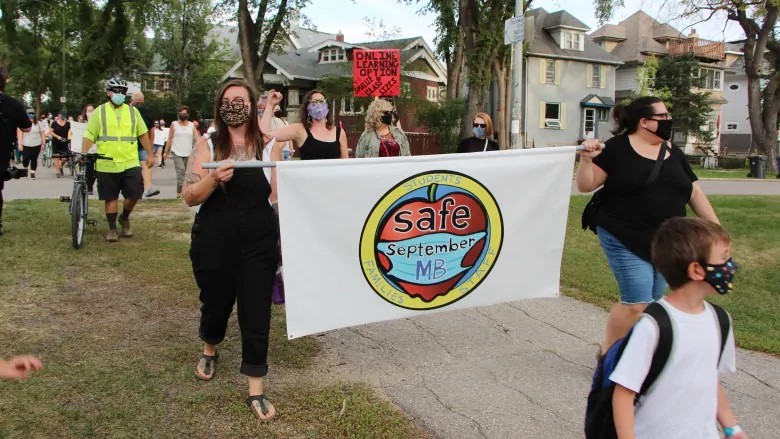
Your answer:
[544,103,561,128]
[402,82,411,96]
[729,84,740,91]
[699,68,723,90]
[545,60,556,84]
[598,108,609,121]
[591,65,602,88]
[321,48,345,63]
[426,86,438,102]
[726,122,739,131]
[564,31,583,50]
[583,108,596,138]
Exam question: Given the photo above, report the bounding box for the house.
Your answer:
[720,42,752,155]
[591,11,729,155]
[220,24,447,132]
[522,8,623,147]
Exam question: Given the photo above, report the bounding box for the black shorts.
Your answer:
[96,167,143,201]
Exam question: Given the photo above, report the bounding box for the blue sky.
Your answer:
[304,0,746,49]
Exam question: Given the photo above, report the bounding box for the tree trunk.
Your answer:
[237,0,258,90]
[447,29,465,99]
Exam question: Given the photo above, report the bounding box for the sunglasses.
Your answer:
[649,112,672,120]
[109,88,126,94]
[473,123,487,128]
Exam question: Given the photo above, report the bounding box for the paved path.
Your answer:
[5,162,780,201]
[323,297,779,439]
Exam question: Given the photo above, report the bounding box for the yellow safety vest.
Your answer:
[92,103,141,173]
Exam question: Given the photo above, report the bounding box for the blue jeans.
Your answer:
[597,227,667,304]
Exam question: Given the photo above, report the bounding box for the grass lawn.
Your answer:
[0,200,432,438]
[563,196,780,355]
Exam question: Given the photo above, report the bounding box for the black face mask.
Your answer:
[648,119,674,141]
[380,112,393,125]
[178,114,188,121]
[274,110,283,118]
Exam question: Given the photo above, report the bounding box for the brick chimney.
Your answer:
[336,31,344,42]
[689,28,698,38]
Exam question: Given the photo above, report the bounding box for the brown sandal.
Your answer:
[246,394,276,421]
[195,352,218,381]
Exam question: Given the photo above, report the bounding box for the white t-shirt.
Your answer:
[21,121,44,146]
[609,299,736,439]
[262,137,276,182]
[153,128,168,146]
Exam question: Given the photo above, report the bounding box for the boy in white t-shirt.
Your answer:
[611,217,747,439]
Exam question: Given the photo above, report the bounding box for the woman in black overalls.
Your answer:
[182,79,281,421]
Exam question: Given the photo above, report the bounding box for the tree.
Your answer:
[595,0,780,171]
[654,54,714,147]
[362,16,401,41]
[153,0,222,105]
[416,98,467,152]
[223,0,308,91]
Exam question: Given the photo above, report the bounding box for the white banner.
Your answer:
[69,122,87,152]
[277,147,576,339]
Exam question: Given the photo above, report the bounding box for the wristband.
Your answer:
[724,424,743,437]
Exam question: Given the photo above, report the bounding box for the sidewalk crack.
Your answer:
[506,302,597,345]
[421,378,488,439]
[737,367,779,392]
[410,319,457,359]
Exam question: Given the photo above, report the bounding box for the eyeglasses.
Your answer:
[473,123,487,128]
[649,112,672,120]
[109,88,126,94]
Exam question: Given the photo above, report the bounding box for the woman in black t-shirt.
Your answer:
[458,112,499,153]
[576,96,720,354]
[48,112,71,178]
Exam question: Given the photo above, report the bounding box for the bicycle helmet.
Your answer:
[105,77,128,91]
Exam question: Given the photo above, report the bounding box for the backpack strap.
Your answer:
[709,303,731,363]
[638,302,673,396]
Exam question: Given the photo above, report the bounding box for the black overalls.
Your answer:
[190,164,279,377]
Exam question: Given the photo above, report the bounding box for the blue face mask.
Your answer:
[110,92,126,106]
[473,126,487,138]
[376,231,486,285]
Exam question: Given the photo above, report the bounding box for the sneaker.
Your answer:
[56,172,61,178]
[30,172,36,180]
[119,217,133,238]
[144,187,161,198]
[105,229,119,242]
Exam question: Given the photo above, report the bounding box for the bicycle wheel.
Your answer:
[71,182,86,249]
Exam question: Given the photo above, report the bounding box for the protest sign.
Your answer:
[353,49,401,97]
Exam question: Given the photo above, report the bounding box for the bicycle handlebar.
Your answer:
[51,152,113,161]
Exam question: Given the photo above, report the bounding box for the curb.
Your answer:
[698,177,780,182]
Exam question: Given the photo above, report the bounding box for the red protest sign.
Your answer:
[353,49,401,97]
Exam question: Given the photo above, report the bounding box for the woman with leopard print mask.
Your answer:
[181,79,282,422]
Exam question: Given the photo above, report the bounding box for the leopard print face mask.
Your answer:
[219,98,250,127]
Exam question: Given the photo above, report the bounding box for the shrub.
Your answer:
[719,157,746,169]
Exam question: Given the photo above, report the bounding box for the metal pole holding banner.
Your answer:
[202,161,277,169]
[202,145,599,170]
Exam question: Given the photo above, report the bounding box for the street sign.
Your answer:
[504,16,525,45]
[59,96,66,103]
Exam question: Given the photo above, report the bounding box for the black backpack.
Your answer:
[584,301,730,439]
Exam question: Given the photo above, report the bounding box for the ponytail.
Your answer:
[611,96,663,135]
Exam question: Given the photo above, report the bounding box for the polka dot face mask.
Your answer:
[703,258,738,295]
[219,98,250,127]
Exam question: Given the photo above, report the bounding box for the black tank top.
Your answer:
[299,126,341,160]
[190,157,279,271]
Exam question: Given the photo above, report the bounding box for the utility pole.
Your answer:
[509,0,523,148]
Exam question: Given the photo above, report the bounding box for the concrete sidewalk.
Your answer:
[5,161,780,201]
[323,297,779,439]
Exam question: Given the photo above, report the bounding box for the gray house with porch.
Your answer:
[523,9,622,147]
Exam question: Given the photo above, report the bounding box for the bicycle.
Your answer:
[41,138,53,168]
[57,152,112,249]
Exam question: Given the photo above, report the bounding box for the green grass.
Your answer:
[693,166,776,180]
[563,196,780,355]
[0,200,432,438]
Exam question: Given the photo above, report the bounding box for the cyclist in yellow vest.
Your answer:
[82,77,154,242]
